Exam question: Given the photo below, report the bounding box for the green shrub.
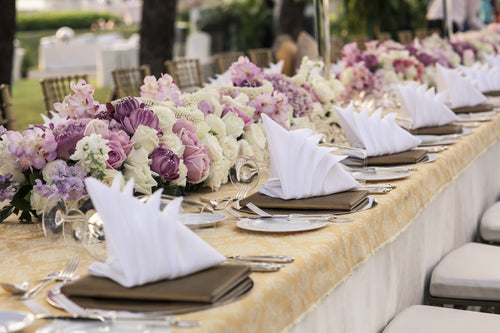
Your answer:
[17,11,122,31]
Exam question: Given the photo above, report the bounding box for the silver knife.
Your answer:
[245,214,353,222]
[36,313,199,327]
[226,255,294,263]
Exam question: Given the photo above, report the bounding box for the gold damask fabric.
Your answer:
[1,114,499,332]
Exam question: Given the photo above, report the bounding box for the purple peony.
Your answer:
[150,143,180,181]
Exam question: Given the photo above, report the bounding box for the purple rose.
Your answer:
[106,140,127,169]
[122,108,160,135]
[172,118,197,134]
[183,144,211,183]
[150,143,180,181]
[107,130,133,155]
[222,105,254,127]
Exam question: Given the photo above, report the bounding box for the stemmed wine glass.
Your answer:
[229,155,260,206]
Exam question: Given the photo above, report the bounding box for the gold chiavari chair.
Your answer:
[0,84,16,130]
[376,32,392,43]
[111,65,151,99]
[414,28,429,40]
[397,30,414,44]
[214,51,244,74]
[248,48,273,68]
[40,74,88,113]
[164,58,204,91]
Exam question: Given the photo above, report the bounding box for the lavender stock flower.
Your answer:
[264,73,314,118]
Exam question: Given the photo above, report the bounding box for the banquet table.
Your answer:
[1,112,499,333]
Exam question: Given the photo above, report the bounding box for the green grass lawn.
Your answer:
[11,78,112,130]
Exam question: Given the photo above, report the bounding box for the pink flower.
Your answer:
[6,126,57,171]
[105,140,127,169]
[122,108,161,135]
[140,74,182,106]
[107,130,134,155]
[173,119,200,146]
[172,118,197,134]
[183,144,211,183]
[229,56,265,87]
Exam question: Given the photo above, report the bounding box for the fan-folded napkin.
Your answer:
[397,84,458,128]
[84,175,226,288]
[435,64,488,108]
[484,53,500,69]
[334,103,421,157]
[458,63,500,93]
[259,114,359,200]
[204,70,232,87]
[263,60,284,74]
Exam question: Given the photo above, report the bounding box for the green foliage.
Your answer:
[332,0,431,38]
[198,0,273,52]
[17,11,122,31]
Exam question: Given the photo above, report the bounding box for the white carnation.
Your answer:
[205,114,226,139]
[195,121,211,141]
[131,125,159,154]
[125,147,151,167]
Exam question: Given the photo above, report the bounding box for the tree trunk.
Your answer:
[0,1,15,86]
[278,0,305,41]
[140,0,178,77]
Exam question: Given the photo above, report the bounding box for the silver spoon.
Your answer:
[1,272,57,295]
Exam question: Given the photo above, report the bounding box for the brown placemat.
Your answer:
[61,265,251,312]
[484,91,500,97]
[344,149,428,166]
[240,190,369,212]
[452,103,494,114]
[409,124,462,135]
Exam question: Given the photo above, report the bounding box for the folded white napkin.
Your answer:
[259,114,359,200]
[84,175,225,288]
[435,64,488,108]
[263,60,284,74]
[204,70,232,87]
[334,103,421,157]
[458,63,500,93]
[397,84,459,128]
[483,53,500,69]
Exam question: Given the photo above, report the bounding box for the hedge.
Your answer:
[17,11,122,31]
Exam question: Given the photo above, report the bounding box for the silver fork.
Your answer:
[245,202,353,223]
[19,257,80,300]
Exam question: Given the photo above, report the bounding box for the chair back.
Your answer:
[349,35,369,51]
[248,48,273,68]
[0,84,16,130]
[164,58,204,91]
[376,32,392,43]
[414,28,429,40]
[397,30,414,45]
[214,52,244,74]
[40,74,88,113]
[111,65,151,99]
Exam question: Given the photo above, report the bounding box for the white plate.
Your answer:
[456,111,496,122]
[351,170,411,181]
[236,218,327,233]
[0,311,34,333]
[416,135,458,146]
[178,212,227,228]
[36,320,169,333]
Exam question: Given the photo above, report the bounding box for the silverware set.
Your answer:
[224,254,295,272]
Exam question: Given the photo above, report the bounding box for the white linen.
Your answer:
[334,104,421,156]
[263,60,284,74]
[288,140,500,333]
[483,53,500,68]
[84,175,225,288]
[458,63,500,93]
[435,63,488,108]
[259,114,359,200]
[204,70,232,87]
[397,84,459,128]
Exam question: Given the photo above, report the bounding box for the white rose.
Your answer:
[30,192,47,215]
[196,121,211,141]
[204,114,226,139]
[131,125,159,154]
[123,163,157,195]
[160,133,185,157]
[222,112,245,138]
[243,123,266,150]
[125,147,151,167]
[170,161,187,186]
[202,134,224,162]
[204,159,231,190]
[384,70,398,84]
[237,139,255,158]
[151,106,177,133]
[220,136,239,163]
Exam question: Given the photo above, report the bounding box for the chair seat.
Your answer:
[480,201,500,242]
[383,305,500,333]
[430,242,500,300]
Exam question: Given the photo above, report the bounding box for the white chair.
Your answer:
[480,201,500,243]
[383,305,500,333]
[426,242,500,309]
